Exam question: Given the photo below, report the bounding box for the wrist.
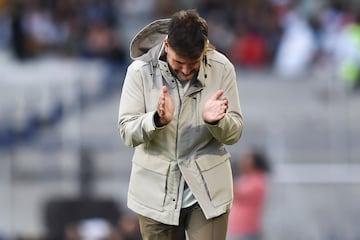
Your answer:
[154,111,169,127]
[154,111,164,127]
[204,119,219,125]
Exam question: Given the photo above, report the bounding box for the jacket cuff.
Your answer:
[204,118,221,127]
[152,111,167,129]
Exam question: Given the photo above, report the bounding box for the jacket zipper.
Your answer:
[174,80,182,210]
[174,81,202,209]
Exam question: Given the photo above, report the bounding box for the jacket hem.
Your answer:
[127,198,180,226]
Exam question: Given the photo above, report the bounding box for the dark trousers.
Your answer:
[138,203,229,240]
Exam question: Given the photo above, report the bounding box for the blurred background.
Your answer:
[1,0,360,239]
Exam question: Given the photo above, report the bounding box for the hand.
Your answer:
[203,89,228,124]
[157,86,174,126]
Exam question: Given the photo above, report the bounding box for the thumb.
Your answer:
[211,89,224,100]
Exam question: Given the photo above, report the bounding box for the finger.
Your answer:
[158,97,164,114]
[158,89,166,105]
[223,101,228,108]
[162,86,169,96]
[158,97,163,108]
[220,104,225,112]
[223,105,227,113]
[158,105,163,116]
[159,104,165,116]
[210,89,224,101]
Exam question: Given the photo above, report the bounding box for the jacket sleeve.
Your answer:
[206,61,243,145]
[118,62,158,147]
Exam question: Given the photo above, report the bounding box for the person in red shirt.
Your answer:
[230,31,268,68]
[227,149,271,240]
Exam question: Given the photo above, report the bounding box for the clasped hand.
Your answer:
[157,86,228,126]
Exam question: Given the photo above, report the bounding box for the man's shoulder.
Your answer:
[128,59,150,71]
[207,50,233,67]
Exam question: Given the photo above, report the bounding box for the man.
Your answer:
[118,9,243,240]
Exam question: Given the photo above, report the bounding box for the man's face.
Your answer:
[165,40,202,81]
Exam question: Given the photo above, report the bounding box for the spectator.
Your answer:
[81,0,117,27]
[0,2,11,50]
[22,0,68,56]
[117,213,141,240]
[10,1,29,59]
[332,11,360,90]
[227,149,271,240]
[272,0,317,77]
[230,24,268,68]
[81,21,125,62]
[317,1,349,57]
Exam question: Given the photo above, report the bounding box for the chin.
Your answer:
[179,75,193,81]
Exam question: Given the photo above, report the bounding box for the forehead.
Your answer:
[167,46,202,63]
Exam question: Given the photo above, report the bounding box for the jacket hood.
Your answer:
[130,19,170,62]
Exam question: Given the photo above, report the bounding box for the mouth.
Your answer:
[179,72,194,79]
[181,74,192,79]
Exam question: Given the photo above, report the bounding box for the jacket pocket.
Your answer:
[195,154,233,207]
[128,157,170,211]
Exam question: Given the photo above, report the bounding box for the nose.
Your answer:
[181,65,192,76]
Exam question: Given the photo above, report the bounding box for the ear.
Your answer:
[164,39,169,53]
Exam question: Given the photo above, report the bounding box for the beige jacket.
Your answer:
[118,19,243,225]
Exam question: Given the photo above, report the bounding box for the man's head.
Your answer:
[164,10,209,81]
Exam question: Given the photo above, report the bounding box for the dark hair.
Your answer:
[167,9,208,59]
[252,149,271,173]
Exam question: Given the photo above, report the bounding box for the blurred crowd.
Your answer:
[0,0,125,63]
[0,0,360,88]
